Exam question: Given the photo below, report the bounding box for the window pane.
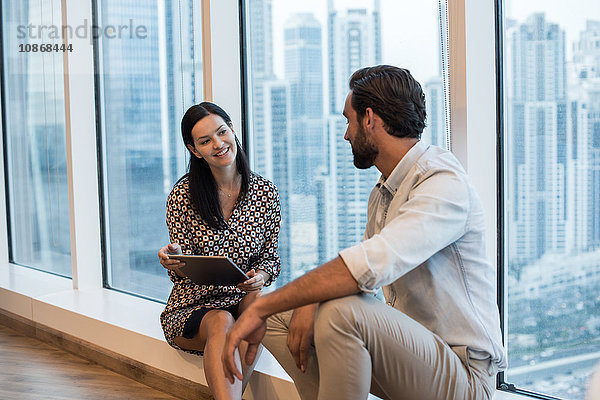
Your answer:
[1,0,71,276]
[503,2,600,398]
[96,1,201,301]
[244,0,449,287]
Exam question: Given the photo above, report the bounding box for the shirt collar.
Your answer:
[377,141,428,194]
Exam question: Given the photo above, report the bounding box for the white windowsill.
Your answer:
[0,263,529,400]
[0,263,296,400]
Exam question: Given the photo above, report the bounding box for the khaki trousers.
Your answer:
[263,294,497,400]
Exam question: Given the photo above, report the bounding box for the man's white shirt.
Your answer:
[339,141,507,369]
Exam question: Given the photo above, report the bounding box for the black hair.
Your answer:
[349,65,427,139]
[179,102,250,230]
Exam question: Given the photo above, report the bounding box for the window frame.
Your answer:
[1,0,575,398]
[90,0,110,294]
[0,0,11,265]
[493,0,585,398]
[90,0,244,301]
[61,0,104,290]
[0,0,77,277]
[495,0,508,393]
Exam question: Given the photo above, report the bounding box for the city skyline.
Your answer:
[2,2,599,398]
[247,0,391,279]
[504,12,600,399]
[249,4,600,397]
[1,0,71,276]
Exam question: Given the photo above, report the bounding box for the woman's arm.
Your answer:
[250,194,282,286]
[163,185,194,282]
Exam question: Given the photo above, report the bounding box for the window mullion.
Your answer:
[206,0,243,136]
[448,0,498,266]
[0,34,8,265]
[61,0,103,290]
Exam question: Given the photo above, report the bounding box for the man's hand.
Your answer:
[222,257,360,382]
[287,304,318,372]
[222,302,268,383]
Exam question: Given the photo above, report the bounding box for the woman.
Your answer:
[158,102,280,400]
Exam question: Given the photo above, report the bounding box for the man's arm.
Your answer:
[222,256,360,382]
[256,256,359,315]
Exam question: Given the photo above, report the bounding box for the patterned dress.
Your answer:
[160,173,281,354]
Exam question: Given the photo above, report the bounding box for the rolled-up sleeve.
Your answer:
[339,168,470,292]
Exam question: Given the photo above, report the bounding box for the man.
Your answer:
[223,65,506,400]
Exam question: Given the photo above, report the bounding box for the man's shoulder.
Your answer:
[415,145,466,176]
[407,146,473,198]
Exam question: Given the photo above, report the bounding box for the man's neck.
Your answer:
[375,137,419,179]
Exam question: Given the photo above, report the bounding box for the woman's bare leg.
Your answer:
[237,291,260,314]
[239,339,263,390]
[174,310,243,400]
[172,297,265,399]
[236,292,263,390]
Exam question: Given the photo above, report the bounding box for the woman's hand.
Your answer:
[237,269,268,292]
[158,243,185,276]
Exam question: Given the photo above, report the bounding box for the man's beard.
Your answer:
[351,124,378,169]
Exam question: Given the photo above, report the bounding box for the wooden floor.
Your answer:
[0,323,178,399]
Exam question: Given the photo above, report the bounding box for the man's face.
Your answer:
[343,91,378,169]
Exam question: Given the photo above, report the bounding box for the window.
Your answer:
[95,0,202,301]
[243,0,451,287]
[501,1,600,398]
[0,0,71,276]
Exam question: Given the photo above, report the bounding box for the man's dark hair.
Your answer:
[349,65,427,139]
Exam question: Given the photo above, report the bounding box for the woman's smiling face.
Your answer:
[187,113,238,168]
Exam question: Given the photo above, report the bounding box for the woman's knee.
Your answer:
[203,309,235,334]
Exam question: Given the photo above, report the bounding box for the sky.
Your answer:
[269,0,600,86]
[271,0,440,88]
[506,0,600,60]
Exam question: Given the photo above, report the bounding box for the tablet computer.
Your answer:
[170,255,248,286]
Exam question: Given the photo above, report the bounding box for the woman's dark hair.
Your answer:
[349,65,427,139]
[179,102,250,230]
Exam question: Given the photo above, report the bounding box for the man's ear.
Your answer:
[186,143,202,159]
[364,107,376,130]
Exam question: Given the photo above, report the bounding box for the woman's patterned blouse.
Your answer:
[161,172,281,321]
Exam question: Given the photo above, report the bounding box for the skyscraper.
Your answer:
[284,13,324,192]
[327,1,382,253]
[422,1,448,149]
[327,1,381,113]
[423,77,446,147]
[260,80,292,282]
[2,0,71,273]
[282,13,325,271]
[246,0,294,282]
[246,0,275,171]
[98,1,195,298]
[571,20,600,252]
[506,13,567,265]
